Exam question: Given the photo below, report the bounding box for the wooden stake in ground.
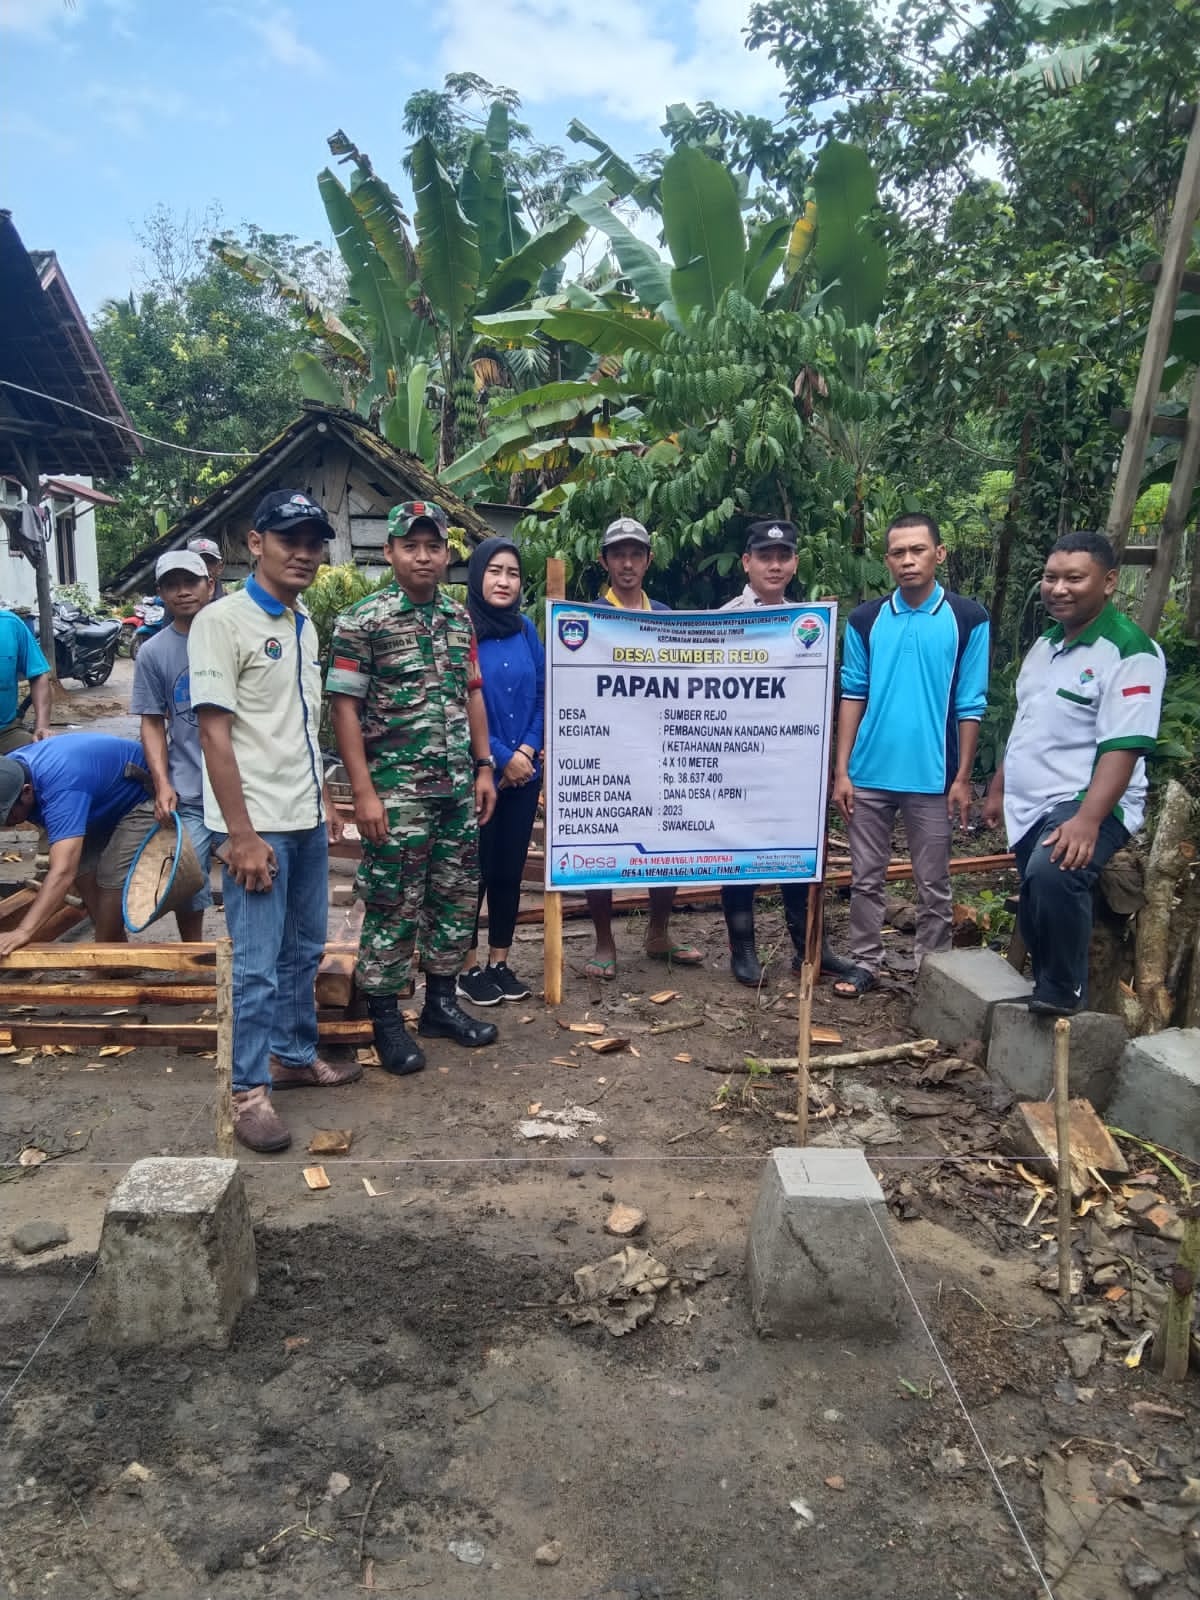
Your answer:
[542,558,566,1007]
[795,959,814,1142]
[1156,1205,1200,1382]
[1053,1018,1073,1311]
[215,936,235,1158]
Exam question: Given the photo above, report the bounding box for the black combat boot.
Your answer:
[366,994,426,1076]
[784,885,859,980]
[723,901,763,987]
[419,973,498,1048]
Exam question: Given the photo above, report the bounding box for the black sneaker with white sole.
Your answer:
[485,961,531,1001]
[456,965,504,1006]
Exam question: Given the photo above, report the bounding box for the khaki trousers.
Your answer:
[847,788,953,973]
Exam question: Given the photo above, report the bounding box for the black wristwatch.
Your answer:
[474,756,496,772]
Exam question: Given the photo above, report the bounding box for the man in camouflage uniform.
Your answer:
[328,500,499,1072]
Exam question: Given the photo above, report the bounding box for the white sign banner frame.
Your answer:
[544,601,838,892]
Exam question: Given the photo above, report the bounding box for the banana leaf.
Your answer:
[459,135,508,283]
[784,204,818,280]
[213,239,368,370]
[568,184,673,317]
[810,141,887,328]
[476,212,590,317]
[343,166,412,297]
[291,351,344,406]
[660,146,745,318]
[488,376,626,418]
[319,170,427,376]
[743,216,792,307]
[475,305,670,356]
[567,119,658,208]
[380,361,435,463]
[483,102,531,259]
[411,136,481,349]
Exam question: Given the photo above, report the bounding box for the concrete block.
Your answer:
[1107,1030,1200,1164]
[747,1148,900,1340]
[90,1157,256,1351]
[987,1004,1127,1108]
[911,948,1033,1049]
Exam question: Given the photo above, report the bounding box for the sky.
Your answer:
[0,0,788,316]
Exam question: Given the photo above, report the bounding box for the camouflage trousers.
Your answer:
[355,790,479,994]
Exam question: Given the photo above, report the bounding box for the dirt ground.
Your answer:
[3,894,1200,1600]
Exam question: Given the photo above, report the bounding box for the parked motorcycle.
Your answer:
[48,600,122,687]
[128,597,166,660]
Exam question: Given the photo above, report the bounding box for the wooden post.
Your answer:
[215,935,235,1157]
[1156,1206,1200,1381]
[543,558,565,1008]
[1140,361,1200,635]
[1053,1018,1073,1311]
[795,960,814,1141]
[1107,105,1200,554]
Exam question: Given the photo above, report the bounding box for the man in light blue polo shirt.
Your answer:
[832,513,990,995]
[0,609,51,752]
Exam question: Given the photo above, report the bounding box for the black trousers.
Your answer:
[721,881,810,952]
[473,779,541,951]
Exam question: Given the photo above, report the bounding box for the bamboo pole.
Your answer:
[543,558,566,1007]
[215,935,234,1158]
[1156,1206,1200,1381]
[1054,1018,1073,1310]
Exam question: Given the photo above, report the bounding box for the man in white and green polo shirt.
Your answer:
[984,531,1165,1016]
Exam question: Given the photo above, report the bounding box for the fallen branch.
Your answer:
[356,1474,385,1569]
[648,1017,703,1036]
[726,1038,941,1074]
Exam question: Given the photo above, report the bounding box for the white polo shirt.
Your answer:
[188,578,325,833]
[1003,602,1165,844]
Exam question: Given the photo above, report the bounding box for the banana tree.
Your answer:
[215,119,588,469]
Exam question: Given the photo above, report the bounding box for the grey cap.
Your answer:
[156,550,209,582]
[601,517,652,551]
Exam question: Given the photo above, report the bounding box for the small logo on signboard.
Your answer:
[557,613,589,652]
[793,613,824,650]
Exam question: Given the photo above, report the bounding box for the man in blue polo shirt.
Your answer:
[832,512,990,995]
[0,733,155,955]
[0,608,52,751]
[983,531,1165,1015]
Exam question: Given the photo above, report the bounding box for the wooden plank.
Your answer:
[33,905,89,943]
[0,941,359,981]
[315,949,355,1008]
[0,981,215,1006]
[215,937,234,1157]
[0,1017,375,1049]
[0,889,37,930]
[1110,408,1189,441]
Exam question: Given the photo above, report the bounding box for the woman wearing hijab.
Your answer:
[457,537,546,1006]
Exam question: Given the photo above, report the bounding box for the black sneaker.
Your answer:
[485,961,531,1001]
[456,965,504,1006]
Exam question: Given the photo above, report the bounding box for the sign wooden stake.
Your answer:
[1053,1018,1073,1310]
[543,558,566,1007]
[215,936,235,1157]
[795,960,814,1141]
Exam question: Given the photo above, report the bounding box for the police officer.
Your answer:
[719,518,857,987]
[328,501,498,1073]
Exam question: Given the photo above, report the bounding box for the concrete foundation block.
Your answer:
[911,948,1033,1049]
[747,1148,900,1340]
[1106,1030,1200,1164]
[90,1157,256,1351]
[987,1004,1127,1108]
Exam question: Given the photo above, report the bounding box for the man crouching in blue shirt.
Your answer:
[0,733,156,956]
[832,513,990,995]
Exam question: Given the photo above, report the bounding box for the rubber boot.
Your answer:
[723,902,763,987]
[366,994,426,1076]
[784,886,859,979]
[419,972,498,1048]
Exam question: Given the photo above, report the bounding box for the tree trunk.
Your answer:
[1141,362,1200,637]
[1131,780,1196,1034]
[1188,512,1200,643]
[990,410,1034,658]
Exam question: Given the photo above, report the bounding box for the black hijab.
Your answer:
[467,536,524,640]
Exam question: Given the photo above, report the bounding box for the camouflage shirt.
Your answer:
[326,584,482,798]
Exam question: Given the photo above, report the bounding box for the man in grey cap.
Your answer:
[716,518,857,986]
[130,548,216,941]
[188,537,226,598]
[586,516,699,978]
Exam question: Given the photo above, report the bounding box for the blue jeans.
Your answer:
[1013,800,1128,1010]
[177,803,216,913]
[219,826,329,1093]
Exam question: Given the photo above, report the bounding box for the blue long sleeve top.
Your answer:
[477,615,545,777]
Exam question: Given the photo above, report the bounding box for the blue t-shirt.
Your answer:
[12,733,148,845]
[840,584,990,794]
[0,610,50,728]
[478,616,545,776]
[130,624,202,806]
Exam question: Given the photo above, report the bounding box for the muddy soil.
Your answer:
[3,897,1200,1600]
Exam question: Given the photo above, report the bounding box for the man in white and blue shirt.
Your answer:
[984,530,1165,1015]
[833,513,990,994]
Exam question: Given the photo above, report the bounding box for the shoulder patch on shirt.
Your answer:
[1122,684,1152,697]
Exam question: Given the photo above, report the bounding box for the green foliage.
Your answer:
[53,582,105,617]
[303,562,392,669]
[1150,605,1200,791]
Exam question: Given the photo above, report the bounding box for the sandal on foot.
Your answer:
[645,943,703,967]
[585,955,617,981]
[832,966,876,998]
